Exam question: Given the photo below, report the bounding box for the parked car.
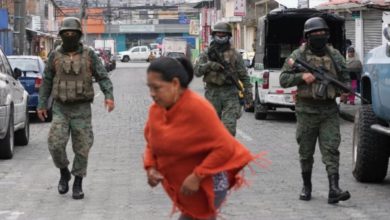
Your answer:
[7,55,53,122]
[118,46,150,62]
[251,8,345,120]
[0,48,30,159]
[352,27,390,183]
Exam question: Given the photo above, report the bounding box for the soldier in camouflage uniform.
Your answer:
[194,22,253,136]
[37,17,115,200]
[280,17,351,204]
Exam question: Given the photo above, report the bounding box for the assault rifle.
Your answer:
[207,48,244,92]
[290,58,368,103]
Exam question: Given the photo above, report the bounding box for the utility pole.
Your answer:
[107,0,112,39]
[14,0,26,55]
[80,0,88,43]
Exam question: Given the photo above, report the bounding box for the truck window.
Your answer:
[132,47,140,52]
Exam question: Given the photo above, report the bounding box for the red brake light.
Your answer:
[35,77,42,89]
[262,71,269,89]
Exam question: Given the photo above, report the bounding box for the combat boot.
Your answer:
[299,172,312,201]
[72,176,84,200]
[328,174,350,204]
[58,167,71,194]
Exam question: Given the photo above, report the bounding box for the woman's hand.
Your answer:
[180,173,203,196]
[147,167,164,187]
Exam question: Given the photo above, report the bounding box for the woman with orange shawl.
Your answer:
[144,57,255,220]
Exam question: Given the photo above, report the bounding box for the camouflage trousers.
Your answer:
[205,85,241,136]
[48,101,94,177]
[295,104,341,176]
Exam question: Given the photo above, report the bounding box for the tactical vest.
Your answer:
[52,46,94,103]
[204,48,237,86]
[297,45,339,100]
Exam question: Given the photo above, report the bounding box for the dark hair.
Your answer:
[346,39,352,47]
[347,46,355,53]
[147,56,194,88]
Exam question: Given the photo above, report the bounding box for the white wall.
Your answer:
[382,11,390,44]
[355,11,364,61]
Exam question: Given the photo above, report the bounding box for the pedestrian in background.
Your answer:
[144,57,258,220]
[346,46,363,104]
[39,45,47,61]
[280,17,351,204]
[194,22,253,136]
[147,51,156,62]
[38,17,115,200]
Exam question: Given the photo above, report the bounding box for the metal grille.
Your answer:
[340,12,355,47]
[363,10,383,56]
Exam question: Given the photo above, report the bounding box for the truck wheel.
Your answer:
[0,109,14,159]
[254,81,267,120]
[122,56,130,62]
[15,107,29,146]
[352,105,389,182]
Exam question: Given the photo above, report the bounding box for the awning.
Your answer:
[25,28,57,38]
[193,0,213,9]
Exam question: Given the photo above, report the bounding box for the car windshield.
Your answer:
[8,58,40,73]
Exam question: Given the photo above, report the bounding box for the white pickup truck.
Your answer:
[249,64,296,120]
[118,45,150,62]
[250,8,346,120]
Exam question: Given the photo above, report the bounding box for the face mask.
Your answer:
[213,35,230,45]
[308,34,329,53]
[60,33,81,52]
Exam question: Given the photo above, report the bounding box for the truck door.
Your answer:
[131,47,140,60]
[140,47,149,60]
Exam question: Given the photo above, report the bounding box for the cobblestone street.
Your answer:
[0,62,390,220]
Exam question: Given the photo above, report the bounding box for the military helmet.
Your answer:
[212,22,232,36]
[59,17,82,35]
[303,17,329,38]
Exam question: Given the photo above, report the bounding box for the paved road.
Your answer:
[1,62,390,220]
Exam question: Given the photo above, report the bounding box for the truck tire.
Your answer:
[0,109,14,159]
[352,105,389,182]
[254,81,267,120]
[15,108,29,146]
[122,56,130,62]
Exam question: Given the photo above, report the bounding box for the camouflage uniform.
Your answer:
[38,44,114,177]
[280,44,350,176]
[194,46,252,136]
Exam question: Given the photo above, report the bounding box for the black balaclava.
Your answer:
[210,34,231,52]
[60,31,82,52]
[308,32,329,56]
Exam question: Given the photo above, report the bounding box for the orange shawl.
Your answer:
[144,89,254,219]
